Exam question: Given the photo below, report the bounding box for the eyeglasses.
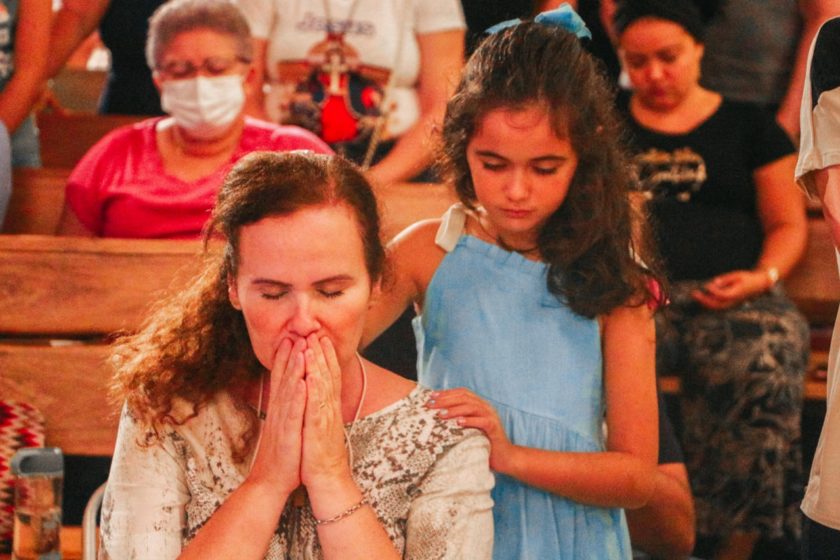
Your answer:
[157,56,251,80]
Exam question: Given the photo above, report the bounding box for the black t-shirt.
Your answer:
[619,94,794,281]
[98,0,166,116]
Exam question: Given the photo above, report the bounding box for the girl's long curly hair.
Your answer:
[440,21,664,318]
[110,152,385,453]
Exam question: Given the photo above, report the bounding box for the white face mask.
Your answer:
[160,74,245,140]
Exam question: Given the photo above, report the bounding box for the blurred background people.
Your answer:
[48,0,166,116]
[1,0,51,167]
[795,15,840,560]
[600,0,840,140]
[56,0,329,239]
[234,0,465,187]
[614,1,810,558]
[699,0,840,141]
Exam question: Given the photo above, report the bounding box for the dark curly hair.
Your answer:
[440,21,663,318]
[110,152,385,453]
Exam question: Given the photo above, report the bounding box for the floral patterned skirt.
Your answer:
[656,280,809,542]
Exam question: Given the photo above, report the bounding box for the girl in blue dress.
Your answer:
[363,7,664,559]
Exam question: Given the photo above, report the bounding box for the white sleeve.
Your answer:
[98,408,190,560]
[413,0,466,35]
[404,432,495,560]
[796,18,840,194]
[234,0,276,39]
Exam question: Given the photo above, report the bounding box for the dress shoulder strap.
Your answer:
[434,203,467,252]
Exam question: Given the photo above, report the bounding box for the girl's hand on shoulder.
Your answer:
[692,269,770,309]
[427,388,514,473]
[300,335,352,494]
[249,338,306,495]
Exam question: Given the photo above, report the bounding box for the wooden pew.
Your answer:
[785,217,840,327]
[36,111,144,169]
[3,167,71,234]
[0,235,208,456]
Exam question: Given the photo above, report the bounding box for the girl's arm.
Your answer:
[361,219,444,348]
[429,302,659,509]
[0,0,51,133]
[693,154,807,309]
[366,28,464,187]
[625,462,696,559]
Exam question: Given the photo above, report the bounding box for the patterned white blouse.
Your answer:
[99,386,494,559]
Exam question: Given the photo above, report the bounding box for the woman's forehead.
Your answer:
[236,205,367,273]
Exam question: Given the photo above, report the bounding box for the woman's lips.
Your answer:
[502,209,533,219]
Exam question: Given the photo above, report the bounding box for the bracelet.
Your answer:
[763,266,780,287]
[313,497,369,526]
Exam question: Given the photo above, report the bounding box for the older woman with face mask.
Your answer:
[56,0,330,239]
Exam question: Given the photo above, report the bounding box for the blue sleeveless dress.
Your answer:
[414,205,632,559]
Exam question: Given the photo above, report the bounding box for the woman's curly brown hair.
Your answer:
[440,21,664,318]
[109,152,385,454]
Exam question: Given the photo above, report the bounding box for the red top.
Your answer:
[65,117,332,239]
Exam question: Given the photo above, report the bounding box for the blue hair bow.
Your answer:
[485,2,592,40]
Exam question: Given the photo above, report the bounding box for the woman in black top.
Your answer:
[48,0,166,116]
[613,1,809,559]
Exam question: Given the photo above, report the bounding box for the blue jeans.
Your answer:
[11,113,41,168]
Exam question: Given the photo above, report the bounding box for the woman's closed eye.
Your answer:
[314,277,353,299]
[533,164,559,176]
[318,289,344,299]
[481,160,507,172]
[260,290,288,300]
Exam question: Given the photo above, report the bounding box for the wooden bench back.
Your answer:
[0,235,208,337]
[0,235,209,455]
[785,217,840,326]
[36,112,144,168]
[4,167,71,234]
[1,344,115,456]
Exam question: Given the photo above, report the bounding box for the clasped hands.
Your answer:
[247,334,356,511]
[691,269,774,310]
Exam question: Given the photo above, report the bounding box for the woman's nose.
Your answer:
[646,61,664,81]
[288,297,320,338]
